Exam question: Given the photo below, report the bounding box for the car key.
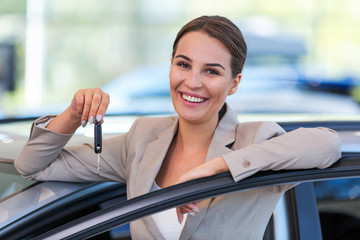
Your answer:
[94,121,102,175]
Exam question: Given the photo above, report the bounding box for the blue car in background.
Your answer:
[103,63,360,116]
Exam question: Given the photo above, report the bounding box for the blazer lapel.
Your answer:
[180,105,239,239]
[134,118,178,197]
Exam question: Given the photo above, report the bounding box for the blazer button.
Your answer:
[243,161,250,168]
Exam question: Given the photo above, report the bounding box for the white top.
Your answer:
[150,181,187,240]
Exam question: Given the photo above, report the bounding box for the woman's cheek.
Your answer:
[170,69,185,87]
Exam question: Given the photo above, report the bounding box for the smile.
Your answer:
[182,93,206,103]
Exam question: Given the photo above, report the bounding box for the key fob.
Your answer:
[94,122,102,154]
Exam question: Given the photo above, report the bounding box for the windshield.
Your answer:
[0,161,35,200]
[0,1,359,119]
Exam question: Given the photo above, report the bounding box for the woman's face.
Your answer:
[170,31,241,124]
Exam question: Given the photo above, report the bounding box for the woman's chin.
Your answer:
[177,109,214,124]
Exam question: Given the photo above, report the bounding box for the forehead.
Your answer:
[175,31,232,66]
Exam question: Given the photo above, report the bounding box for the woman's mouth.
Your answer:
[181,93,206,103]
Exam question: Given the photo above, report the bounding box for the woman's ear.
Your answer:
[228,73,241,95]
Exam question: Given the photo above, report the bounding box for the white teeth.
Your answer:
[182,93,205,103]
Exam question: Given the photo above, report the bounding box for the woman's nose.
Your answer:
[184,72,202,89]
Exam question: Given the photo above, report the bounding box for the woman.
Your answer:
[15,16,341,239]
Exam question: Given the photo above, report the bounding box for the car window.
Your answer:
[314,177,360,240]
[0,162,34,200]
[87,224,130,240]
[0,181,127,239]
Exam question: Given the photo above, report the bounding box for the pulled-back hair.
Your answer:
[172,15,247,78]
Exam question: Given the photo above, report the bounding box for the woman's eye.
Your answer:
[205,69,220,76]
[177,61,190,69]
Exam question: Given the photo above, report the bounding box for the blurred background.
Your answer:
[1,0,360,118]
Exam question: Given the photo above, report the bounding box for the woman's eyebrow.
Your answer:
[206,63,225,71]
[175,54,225,70]
[175,54,192,62]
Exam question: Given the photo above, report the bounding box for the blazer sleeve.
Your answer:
[223,122,342,183]
[14,116,137,182]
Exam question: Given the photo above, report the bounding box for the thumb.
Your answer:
[176,207,184,224]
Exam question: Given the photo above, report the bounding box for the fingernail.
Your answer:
[189,212,195,217]
[82,120,87,128]
[192,208,200,213]
[96,114,102,122]
[89,116,94,124]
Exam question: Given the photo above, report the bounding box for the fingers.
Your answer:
[81,89,93,124]
[70,88,110,127]
[176,202,200,224]
[70,95,81,117]
[96,92,110,123]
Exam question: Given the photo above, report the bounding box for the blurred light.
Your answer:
[0,134,13,144]
[2,139,13,144]
[0,134,9,140]
[244,16,278,37]
[38,186,55,202]
[24,0,45,106]
[353,131,360,136]
[280,67,299,87]
[349,185,360,199]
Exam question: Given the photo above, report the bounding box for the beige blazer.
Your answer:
[15,105,341,240]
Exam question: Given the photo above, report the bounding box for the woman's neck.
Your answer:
[176,117,218,152]
[154,115,220,188]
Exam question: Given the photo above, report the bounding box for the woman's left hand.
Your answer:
[175,156,229,223]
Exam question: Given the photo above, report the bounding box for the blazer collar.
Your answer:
[134,104,238,195]
[206,104,239,160]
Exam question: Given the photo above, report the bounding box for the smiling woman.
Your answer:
[169,31,240,125]
[14,15,342,240]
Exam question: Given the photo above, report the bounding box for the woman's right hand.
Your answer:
[70,88,110,127]
[47,88,110,134]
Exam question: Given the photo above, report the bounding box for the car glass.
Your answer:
[0,180,91,229]
[314,177,360,240]
[0,162,35,200]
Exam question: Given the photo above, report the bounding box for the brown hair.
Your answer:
[172,15,247,78]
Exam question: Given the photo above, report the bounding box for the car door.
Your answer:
[8,155,357,240]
